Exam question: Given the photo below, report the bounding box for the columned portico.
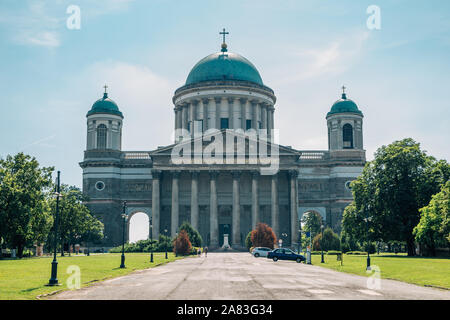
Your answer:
[232,171,241,248]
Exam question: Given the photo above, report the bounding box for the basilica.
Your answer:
[80,34,366,249]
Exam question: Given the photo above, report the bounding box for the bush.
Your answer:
[312,228,340,251]
[178,221,202,247]
[346,251,367,255]
[326,250,342,255]
[245,231,252,250]
[251,223,277,249]
[173,230,192,256]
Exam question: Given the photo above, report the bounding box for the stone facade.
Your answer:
[80,46,366,250]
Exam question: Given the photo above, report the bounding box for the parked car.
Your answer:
[251,247,272,257]
[267,248,306,263]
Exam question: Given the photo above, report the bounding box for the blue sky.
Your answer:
[1,0,449,189]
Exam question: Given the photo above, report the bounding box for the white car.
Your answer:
[252,247,272,257]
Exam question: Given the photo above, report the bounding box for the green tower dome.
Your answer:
[87,91,123,118]
[327,91,363,117]
[185,51,264,86]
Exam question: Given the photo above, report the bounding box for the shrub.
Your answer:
[250,223,277,249]
[178,221,202,247]
[346,251,367,255]
[312,228,340,251]
[245,231,252,250]
[326,250,341,255]
[173,230,192,256]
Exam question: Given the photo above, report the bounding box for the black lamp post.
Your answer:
[48,171,61,286]
[364,216,372,270]
[320,224,325,263]
[150,217,153,263]
[164,228,168,259]
[120,201,127,269]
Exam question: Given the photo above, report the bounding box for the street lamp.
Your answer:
[120,201,127,269]
[48,171,61,286]
[298,219,302,255]
[149,217,153,263]
[320,224,325,263]
[164,228,168,259]
[364,216,372,270]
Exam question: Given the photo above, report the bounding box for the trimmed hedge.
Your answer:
[346,251,367,255]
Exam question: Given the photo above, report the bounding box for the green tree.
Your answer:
[312,227,340,251]
[343,138,449,256]
[178,221,202,247]
[414,181,450,256]
[301,211,323,235]
[0,153,53,257]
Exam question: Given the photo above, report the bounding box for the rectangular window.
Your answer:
[258,121,262,129]
[220,118,229,129]
[246,119,252,130]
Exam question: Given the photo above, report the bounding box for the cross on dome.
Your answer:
[341,85,347,99]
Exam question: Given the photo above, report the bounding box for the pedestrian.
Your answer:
[204,246,208,257]
[197,248,201,257]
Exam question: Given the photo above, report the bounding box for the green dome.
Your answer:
[185,51,264,86]
[87,93,123,117]
[327,93,363,117]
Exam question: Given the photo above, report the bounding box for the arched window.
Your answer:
[343,124,353,149]
[96,124,107,149]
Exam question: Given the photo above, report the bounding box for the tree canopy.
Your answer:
[251,223,277,249]
[342,138,449,256]
[414,181,450,256]
[0,153,54,257]
[178,221,202,247]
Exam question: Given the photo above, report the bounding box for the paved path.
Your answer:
[51,253,450,300]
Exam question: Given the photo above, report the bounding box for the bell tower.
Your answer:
[86,86,124,151]
[327,86,364,151]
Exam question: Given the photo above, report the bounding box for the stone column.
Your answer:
[189,101,195,134]
[209,171,219,247]
[151,170,161,238]
[202,99,208,131]
[233,97,241,130]
[261,104,267,130]
[271,173,279,238]
[241,98,247,129]
[215,97,221,129]
[251,171,259,229]
[290,170,299,246]
[232,171,241,248]
[190,171,199,231]
[251,101,258,129]
[171,171,180,237]
[208,98,216,130]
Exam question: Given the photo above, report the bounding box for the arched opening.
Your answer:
[300,210,324,237]
[128,212,149,243]
[342,123,353,149]
[97,124,107,149]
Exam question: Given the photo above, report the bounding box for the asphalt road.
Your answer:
[50,252,450,300]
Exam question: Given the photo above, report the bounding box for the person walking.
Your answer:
[204,246,208,257]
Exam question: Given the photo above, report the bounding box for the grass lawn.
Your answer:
[310,253,450,289]
[0,252,183,300]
